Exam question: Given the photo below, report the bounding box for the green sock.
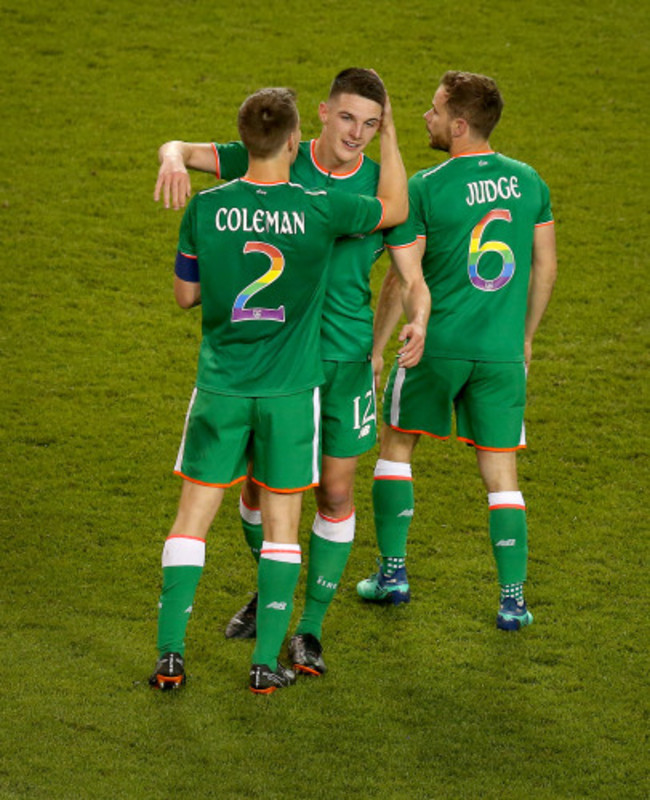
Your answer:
[252,543,301,670]
[500,582,525,604]
[488,492,528,585]
[239,496,263,563]
[296,513,354,640]
[157,565,203,656]
[373,462,414,570]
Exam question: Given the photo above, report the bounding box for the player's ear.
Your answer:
[452,117,468,139]
[318,101,329,125]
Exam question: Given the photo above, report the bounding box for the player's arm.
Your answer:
[372,239,429,388]
[374,93,409,229]
[174,275,201,308]
[154,141,217,210]
[524,223,557,366]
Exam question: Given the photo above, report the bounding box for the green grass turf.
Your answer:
[1,0,648,797]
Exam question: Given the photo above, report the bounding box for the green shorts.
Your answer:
[321,359,377,458]
[383,357,527,451]
[175,386,321,491]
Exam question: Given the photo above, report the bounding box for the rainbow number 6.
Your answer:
[468,209,515,292]
[232,241,286,322]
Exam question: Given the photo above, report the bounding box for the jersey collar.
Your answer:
[310,139,364,179]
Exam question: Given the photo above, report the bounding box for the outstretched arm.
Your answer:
[524,223,557,367]
[154,141,217,210]
[375,93,409,229]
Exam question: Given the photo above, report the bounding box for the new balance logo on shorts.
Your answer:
[265,601,288,611]
[398,508,414,517]
[495,539,516,547]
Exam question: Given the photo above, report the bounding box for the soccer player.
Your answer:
[357,71,557,629]
[153,69,429,676]
[149,86,409,694]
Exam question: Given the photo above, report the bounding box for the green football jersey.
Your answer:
[407,152,553,362]
[213,140,412,362]
[177,178,383,396]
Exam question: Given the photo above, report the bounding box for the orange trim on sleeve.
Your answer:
[534,220,555,228]
[385,239,418,250]
[211,143,220,178]
[371,199,386,233]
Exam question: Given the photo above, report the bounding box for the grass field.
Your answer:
[2,0,648,798]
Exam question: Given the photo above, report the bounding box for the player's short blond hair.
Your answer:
[238,88,299,159]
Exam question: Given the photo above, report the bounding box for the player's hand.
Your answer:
[154,160,192,210]
[371,352,385,393]
[397,321,426,368]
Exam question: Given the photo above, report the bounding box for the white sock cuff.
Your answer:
[162,535,206,568]
[488,491,525,510]
[374,459,412,480]
[260,541,301,564]
[313,511,356,544]
[239,495,262,526]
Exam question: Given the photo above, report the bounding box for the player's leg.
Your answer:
[151,480,225,689]
[248,389,320,694]
[459,361,532,630]
[225,464,261,640]
[290,360,375,673]
[151,388,248,689]
[357,424,418,604]
[290,454,357,675]
[476,449,532,630]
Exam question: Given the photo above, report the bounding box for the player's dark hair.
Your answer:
[238,88,299,158]
[440,71,504,139]
[328,68,386,108]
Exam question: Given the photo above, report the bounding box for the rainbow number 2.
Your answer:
[468,209,515,291]
[232,241,286,322]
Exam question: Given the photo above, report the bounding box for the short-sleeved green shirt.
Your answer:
[177,178,383,396]
[213,140,414,362]
[405,152,553,362]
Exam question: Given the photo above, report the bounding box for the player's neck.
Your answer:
[449,137,493,158]
[244,154,291,184]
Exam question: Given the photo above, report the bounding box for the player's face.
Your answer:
[318,92,383,168]
[424,86,452,152]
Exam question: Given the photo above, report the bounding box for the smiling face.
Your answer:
[317,92,383,171]
[423,85,453,153]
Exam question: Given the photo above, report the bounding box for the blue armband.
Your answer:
[175,251,200,282]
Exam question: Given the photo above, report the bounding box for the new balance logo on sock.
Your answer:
[184,605,193,613]
[495,539,516,547]
[265,601,287,611]
[398,508,414,517]
[317,575,338,590]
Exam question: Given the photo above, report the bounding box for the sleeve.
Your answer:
[535,176,554,227]
[383,216,418,250]
[407,175,427,239]
[326,189,384,237]
[175,197,200,282]
[214,142,249,181]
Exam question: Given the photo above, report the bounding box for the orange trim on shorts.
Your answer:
[174,470,247,489]
[250,477,318,494]
[318,508,355,523]
[458,436,526,452]
[389,424,450,442]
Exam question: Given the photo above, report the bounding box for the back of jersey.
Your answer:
[411,152,553,362]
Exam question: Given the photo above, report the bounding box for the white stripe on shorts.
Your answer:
[312,386,321,486]
[390,367,407,427]
[174,387,198,473]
